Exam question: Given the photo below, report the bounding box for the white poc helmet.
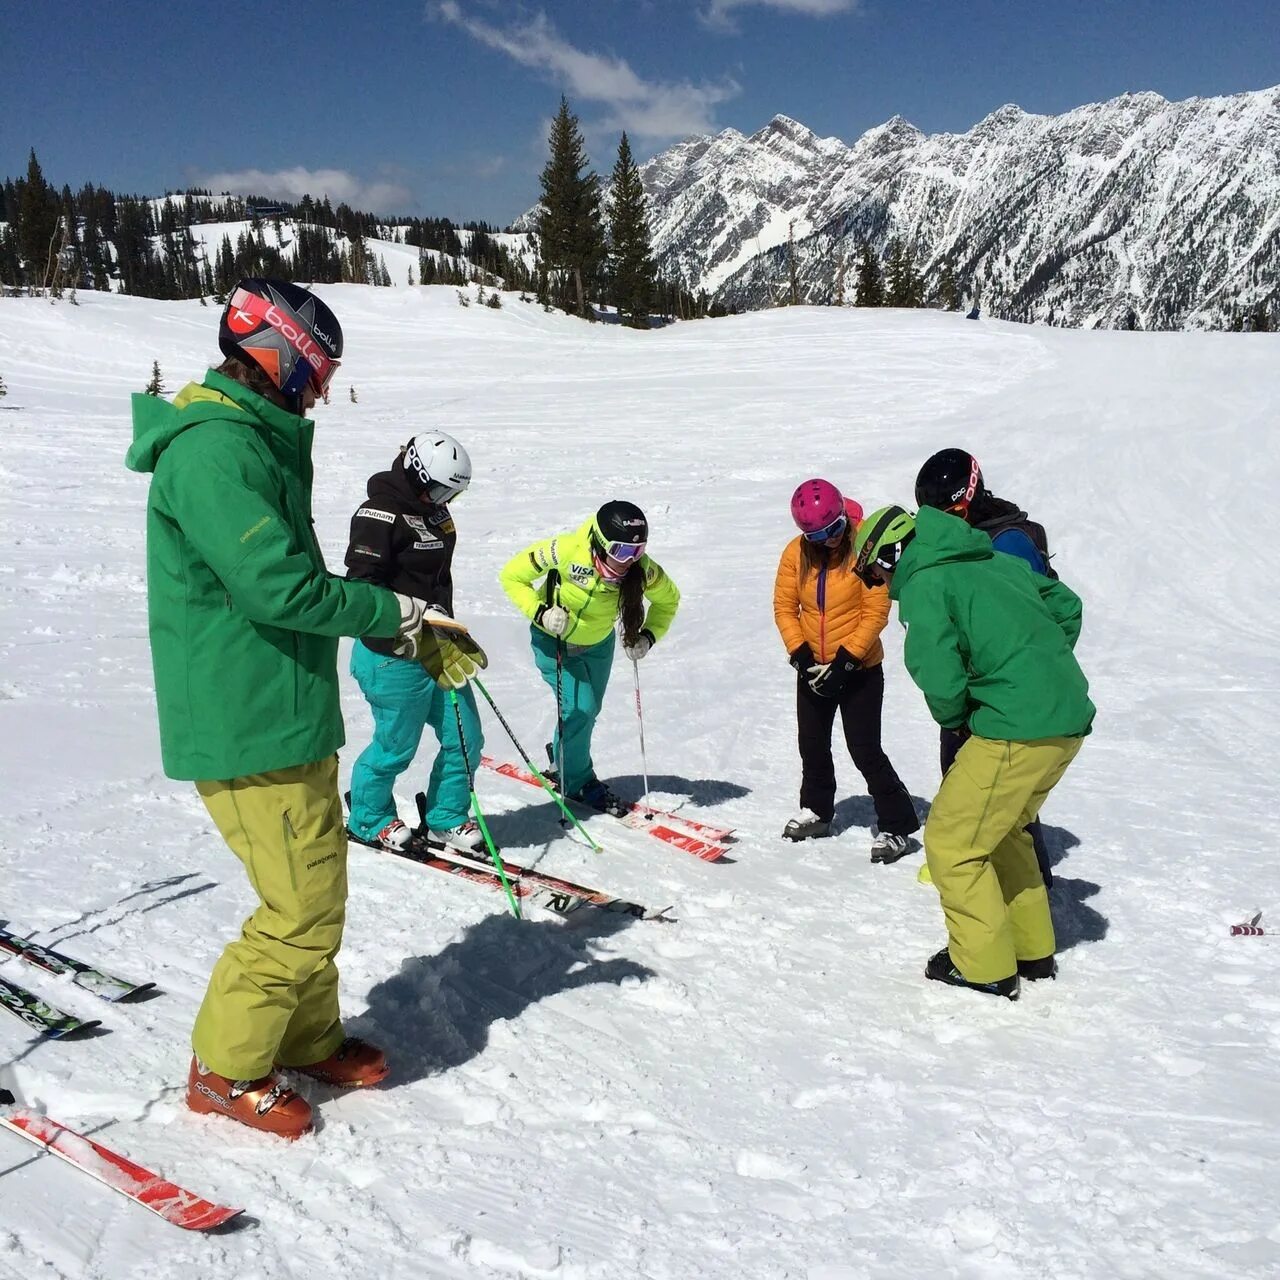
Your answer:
[403,432,472,504]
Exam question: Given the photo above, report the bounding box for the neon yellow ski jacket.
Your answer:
[499,521,680,648]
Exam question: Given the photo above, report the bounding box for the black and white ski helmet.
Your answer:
[914,449,985,519]
[400,431,472,505]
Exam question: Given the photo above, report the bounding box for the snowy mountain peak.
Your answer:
[752,114,818,144]
[852,114,926,157]
[974,102,1029,129]
[636,84,1279,327]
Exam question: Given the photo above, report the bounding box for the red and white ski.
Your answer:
[0,1106,242,1231]
[480,757,732,861]
[350,833,671,921]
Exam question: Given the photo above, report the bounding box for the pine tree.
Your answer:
[18,150,60,291]
[535,97,605,317]
[0,373,7,399]
[936,259,961,310]
[786,220,800,307]
[854,238,885,307]
[605,132,657,328]
[144,360,165,396]
[349,386,358,403]
[886,238,924,307]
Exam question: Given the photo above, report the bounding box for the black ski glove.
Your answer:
[789,643,815,675]
[807,647,861,698]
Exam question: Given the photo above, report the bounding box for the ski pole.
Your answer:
[554,638,567,806]
[631,657,651,812]
[545,570,568,809]
[472,677,602,852]
[449,688,521,919]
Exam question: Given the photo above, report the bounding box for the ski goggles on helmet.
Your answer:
[600,540,646,564]
[946,458,983,518]
[802,513,848,543]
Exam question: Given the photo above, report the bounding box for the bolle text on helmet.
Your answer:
[264,304,325,371]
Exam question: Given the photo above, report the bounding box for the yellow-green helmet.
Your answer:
[853,505,916,583]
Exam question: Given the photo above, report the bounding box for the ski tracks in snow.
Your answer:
[2,292,1279,1277]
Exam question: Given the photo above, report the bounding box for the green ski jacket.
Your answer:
[890,507,1094,741]
[126,370,401,780]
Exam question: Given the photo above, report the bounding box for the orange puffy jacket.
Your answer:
[773,536,891,668]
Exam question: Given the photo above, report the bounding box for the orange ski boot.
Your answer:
[288,1037,390,1088]
[186,1056,313,1140]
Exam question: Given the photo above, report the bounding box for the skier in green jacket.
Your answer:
[853,505,1094,1000]
[126,279,480,1138]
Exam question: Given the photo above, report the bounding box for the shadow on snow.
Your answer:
[353,910,655,1086]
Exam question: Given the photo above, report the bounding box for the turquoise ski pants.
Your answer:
[348,643,482,838]
[530,625,615,795]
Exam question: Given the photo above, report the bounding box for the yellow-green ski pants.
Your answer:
[191,755,348,1080]
[923,735,1083,984]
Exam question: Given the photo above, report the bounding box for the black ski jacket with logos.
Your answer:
[345,463,457,656]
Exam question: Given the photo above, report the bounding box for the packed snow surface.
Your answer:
[1,287,1278,1278]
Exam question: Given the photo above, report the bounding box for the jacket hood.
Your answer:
[891,506,994,598]
[125,369,308,475]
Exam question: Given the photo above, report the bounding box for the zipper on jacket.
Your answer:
[569,576,605,643]
[281,810,300,893]
[817,564,828,662]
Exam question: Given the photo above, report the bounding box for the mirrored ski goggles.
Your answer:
[602,540,646,564]
[802,513,848,543]
[425,478,466,505]
[309,357,340,400]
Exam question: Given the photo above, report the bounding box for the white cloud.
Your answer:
[701,0,858,34]
[431,3,740,141]
[193,166,411,214]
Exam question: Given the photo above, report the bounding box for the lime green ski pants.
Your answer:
[191,754,348,1080]
[923,734,1083,984]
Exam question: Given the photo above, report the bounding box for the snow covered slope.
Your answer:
[634,86,1280,328]
[1,288,1278,1278]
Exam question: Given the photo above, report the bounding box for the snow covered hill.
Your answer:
[1,287,1278,1278]
[632,85,1280,328]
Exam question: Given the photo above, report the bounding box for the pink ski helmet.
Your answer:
[790,478,846,540]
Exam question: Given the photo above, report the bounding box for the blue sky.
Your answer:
[3,0,1276,225]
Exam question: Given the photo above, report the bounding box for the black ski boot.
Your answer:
[782,810,831,841]
[573,777,628,818]
[925,948,1019,1000]
[1017,955,1057,981]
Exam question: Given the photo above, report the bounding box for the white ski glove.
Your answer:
[537,603,570,636]
[623,630,654,661]
[392,596,486,686]
[391,593,427,657]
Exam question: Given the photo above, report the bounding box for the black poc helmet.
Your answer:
[914,448,985,520]
[219,278,342,404]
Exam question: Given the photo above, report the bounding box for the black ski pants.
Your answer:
[939,727,1053,887]
[796,663,919,835]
